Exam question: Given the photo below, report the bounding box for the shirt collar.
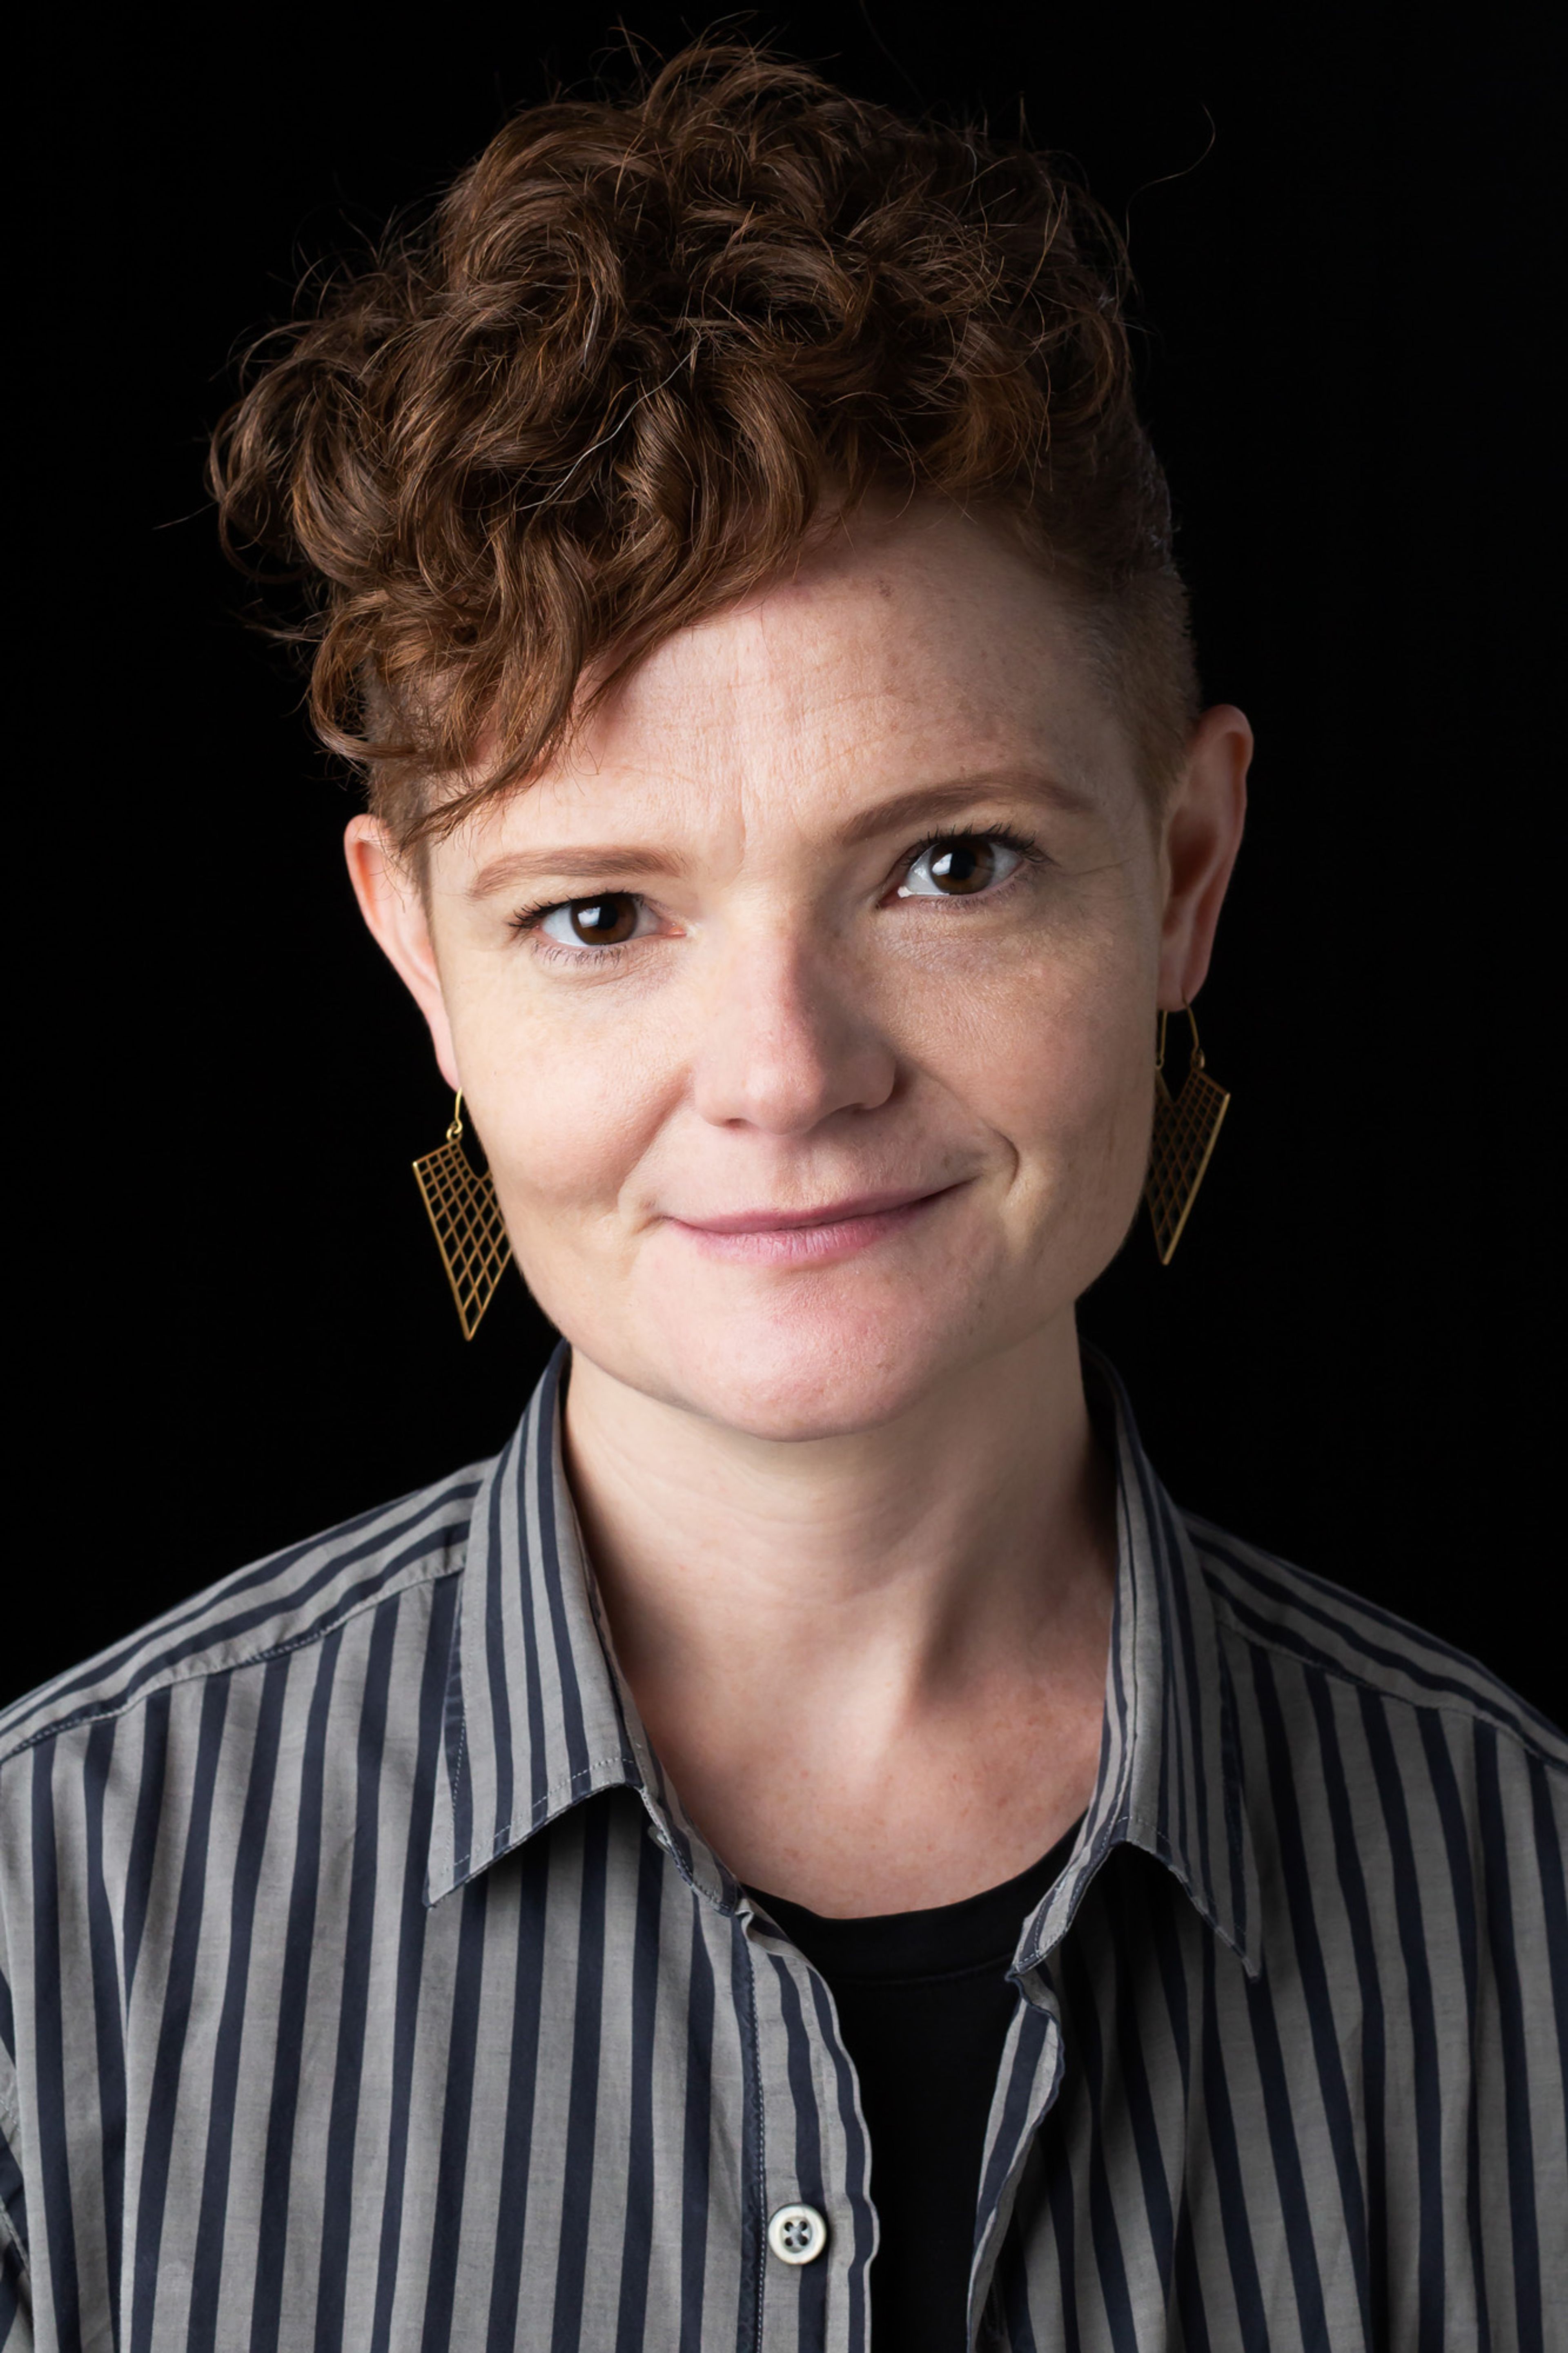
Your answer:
[424,1345,737,1910]
[1017,1349,1262,1978]
[425,1343,1262,1977]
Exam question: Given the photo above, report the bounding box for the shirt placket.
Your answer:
[742,1911,878,2353]
[966,1968,1068,2349]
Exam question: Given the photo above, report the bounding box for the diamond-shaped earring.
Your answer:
[1144,1006,1230,1265]
[411,1092,513,1338]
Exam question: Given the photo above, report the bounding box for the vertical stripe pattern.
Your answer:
[0,1348,1562,2350]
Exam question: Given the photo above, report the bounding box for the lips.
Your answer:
[673,1185,945,1235]
[666,1183,960,1266]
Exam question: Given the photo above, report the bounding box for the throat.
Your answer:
[561,1329,1116,1912]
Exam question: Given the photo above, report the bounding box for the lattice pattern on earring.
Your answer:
[412,1097,513,1339]
[1144,1010,1230,1265]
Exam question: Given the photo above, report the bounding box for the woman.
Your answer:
[1,44,1561,2353]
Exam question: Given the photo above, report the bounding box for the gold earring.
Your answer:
[1145,1006,1230,1265]
[411,1091,513,1339]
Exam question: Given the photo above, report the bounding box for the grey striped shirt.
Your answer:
[2,1349,1564,2351]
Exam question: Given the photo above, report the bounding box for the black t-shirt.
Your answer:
[751,1822,1080,2351]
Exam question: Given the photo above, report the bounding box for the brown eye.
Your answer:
[898,835,1022,900]
[927,841,993,894]
[559,894,640,945]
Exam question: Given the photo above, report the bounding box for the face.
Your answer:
[351,503,1248,1440]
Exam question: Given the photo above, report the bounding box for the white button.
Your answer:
[767,2202,829,2265]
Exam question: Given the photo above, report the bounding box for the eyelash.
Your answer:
[915,823,1042,878]
[507,824,1045,964]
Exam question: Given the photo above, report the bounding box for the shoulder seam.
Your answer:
[1187,1514,1498,1668]
[1188,1519,1565,1748]
[0,1466,488,1756]
[1207,1587,1568,1770]
[0,1553,466,1772]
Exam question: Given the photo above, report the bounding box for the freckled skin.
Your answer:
[349,501,1250,1911]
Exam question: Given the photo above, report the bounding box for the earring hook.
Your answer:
[1156,1004,1204,1074]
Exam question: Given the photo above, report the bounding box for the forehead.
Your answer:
[451,504,1142,864]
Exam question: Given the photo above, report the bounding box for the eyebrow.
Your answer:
[468,843,687,900]
[833,771,1097,846]
[466,770,1093,900]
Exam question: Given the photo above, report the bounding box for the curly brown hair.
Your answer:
[211,41,1197,850]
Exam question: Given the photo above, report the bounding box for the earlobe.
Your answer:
[1157,703,1251,1009]
[343,816,461,1087]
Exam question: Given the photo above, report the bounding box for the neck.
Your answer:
[561,1314,1116,1913]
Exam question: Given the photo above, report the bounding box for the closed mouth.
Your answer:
[673,1185,949,1235]
[666,1183,962,1265]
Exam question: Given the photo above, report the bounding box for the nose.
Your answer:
[690,922,898,1134]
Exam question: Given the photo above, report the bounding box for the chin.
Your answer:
[683,1365,940,1443]
[631,1292,1005,1442]
[540,1226,1076,1441]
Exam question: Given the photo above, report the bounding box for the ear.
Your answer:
[344,816,461,1091]
[1156,703,1252,1010]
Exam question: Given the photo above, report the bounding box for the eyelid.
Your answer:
[510,888,666,970]
[902,822,1041,861]
[892,823,1042,894]
[509,888,646,933]
[508,825,1041,948]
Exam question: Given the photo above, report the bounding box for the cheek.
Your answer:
[455,990,677,1247]
[917,935,1152,1197]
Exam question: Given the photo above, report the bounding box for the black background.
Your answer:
[11,4,1559,1717]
